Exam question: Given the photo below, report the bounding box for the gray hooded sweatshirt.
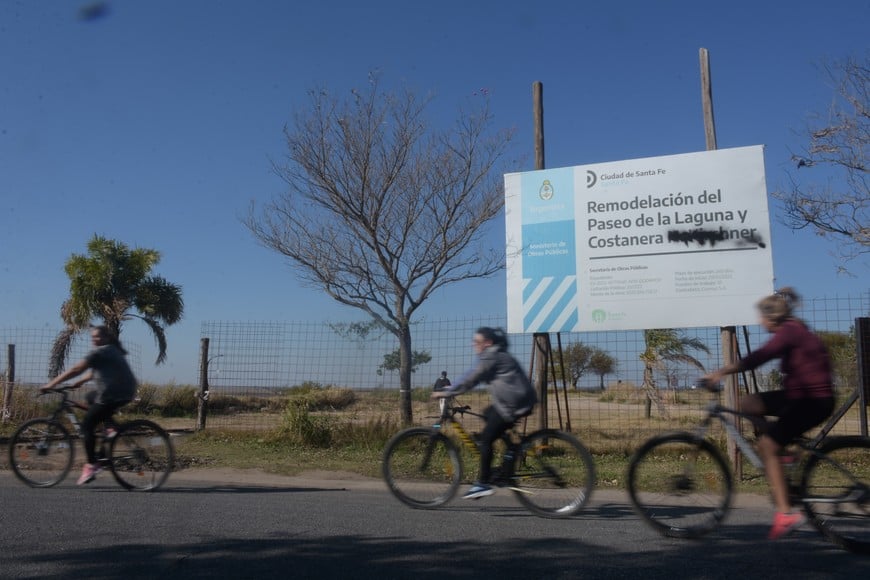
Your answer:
[447,345,537,421]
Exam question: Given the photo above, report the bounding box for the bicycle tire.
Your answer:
[382,427,461,509]
[511,429,596,518]
[800,435,870,554]
[108,419,174,491]
[627,432,732,538]
[8,419,74,488]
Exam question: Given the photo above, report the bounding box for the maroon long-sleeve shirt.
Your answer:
[737,318,833,399]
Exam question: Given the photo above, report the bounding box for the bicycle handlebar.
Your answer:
[693,378,722,393]
[41,385,77,394]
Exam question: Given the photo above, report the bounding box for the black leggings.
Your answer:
[759,391,834,447]
[478,406,515,484]
[81,398,127,464]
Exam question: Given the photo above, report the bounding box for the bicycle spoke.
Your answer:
[8,419,74,488]
[109,420,174,491]
[382,428,461,509]
[628,434,732,538]
[802,437,870,554]
[512,430,595,518]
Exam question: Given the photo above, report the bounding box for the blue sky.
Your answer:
[1,0,867,383]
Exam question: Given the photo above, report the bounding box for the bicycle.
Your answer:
[626,379,870,553]
[382,399,596,518]
[8,385,175,491]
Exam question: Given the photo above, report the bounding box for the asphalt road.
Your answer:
[0,468,867,579]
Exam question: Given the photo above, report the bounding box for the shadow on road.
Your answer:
[14,528,868,580]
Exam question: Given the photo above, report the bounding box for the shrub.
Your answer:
[411,387,431,402]
[335,414,402,449]
[159,384,198,417]
[598,381,644,404]
[277,400,333,447]
[285,384,357,411]
[127,382,160,414]
[0,386,44,435]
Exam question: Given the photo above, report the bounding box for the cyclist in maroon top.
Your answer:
[703,287,834,540]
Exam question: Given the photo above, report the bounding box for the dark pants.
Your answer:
[81,395,127,464]
[759,391,834,447]
[478,405,515,484]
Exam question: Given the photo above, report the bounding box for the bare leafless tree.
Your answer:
[773,55,868,271]
[245,75,515,423]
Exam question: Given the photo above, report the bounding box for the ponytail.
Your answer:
[756,286,801,326]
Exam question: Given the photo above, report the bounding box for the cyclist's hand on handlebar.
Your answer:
[694,376,721,392]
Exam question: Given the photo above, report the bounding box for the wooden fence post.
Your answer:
[196,338,210,431]
[856,318,870,436]
[2,344,15,422]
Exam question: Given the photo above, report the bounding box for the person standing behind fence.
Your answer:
[39,325,137,485]
[433,370,452,415]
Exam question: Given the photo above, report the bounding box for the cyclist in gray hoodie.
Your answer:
[432,327,537,499]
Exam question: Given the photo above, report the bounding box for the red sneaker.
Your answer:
[768,511,805,540]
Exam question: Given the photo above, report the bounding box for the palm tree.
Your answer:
[640,329,710,418]
[49,235,184,377]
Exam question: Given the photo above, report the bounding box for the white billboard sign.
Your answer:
[505,145,774,332]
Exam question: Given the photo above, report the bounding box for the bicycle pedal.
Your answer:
[507,486,533,495]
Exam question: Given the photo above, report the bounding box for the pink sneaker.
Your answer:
[76,463,98,485]
[768,511,805,540]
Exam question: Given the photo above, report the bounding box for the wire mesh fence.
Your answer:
[2,292,868,443]
[0,328,141,424]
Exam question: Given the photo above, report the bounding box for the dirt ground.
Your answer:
[170,466,386,491]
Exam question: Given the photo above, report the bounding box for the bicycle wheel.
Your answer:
[382,427,461,509]
[800,436,870,554]
[8,419,74,488]
[108,420,174,491]
[511,429,596,518]
[627,433,732,538]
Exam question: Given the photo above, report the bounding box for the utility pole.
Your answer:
[532,81,551,430]
[700,47,741,478]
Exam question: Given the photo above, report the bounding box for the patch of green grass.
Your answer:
[174,430,387,479]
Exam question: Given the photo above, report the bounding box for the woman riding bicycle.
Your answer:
[432,326,537,499]
[40,324,138,485]
[703,287,834,540]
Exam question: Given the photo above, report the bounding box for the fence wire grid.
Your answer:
[3,292,868,437]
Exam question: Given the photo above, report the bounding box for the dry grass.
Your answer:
[3,382,864,494]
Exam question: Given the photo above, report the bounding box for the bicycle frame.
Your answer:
[40,389,87,434]
[694,392,862,496]
[628,382,870,550]
[434,402,521,462]
[436,410,481,458]
[694,400,765,470]
[39,387,116,448]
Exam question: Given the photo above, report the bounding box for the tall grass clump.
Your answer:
[159,384,198,417]
[597,381,645,404]
[285,383,357,411]
[127,382,160,414]
[277,400,334,447]
[330,414,403,450]
[273,383,407,450]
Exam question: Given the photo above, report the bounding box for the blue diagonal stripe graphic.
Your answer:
[523,276,578,332]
